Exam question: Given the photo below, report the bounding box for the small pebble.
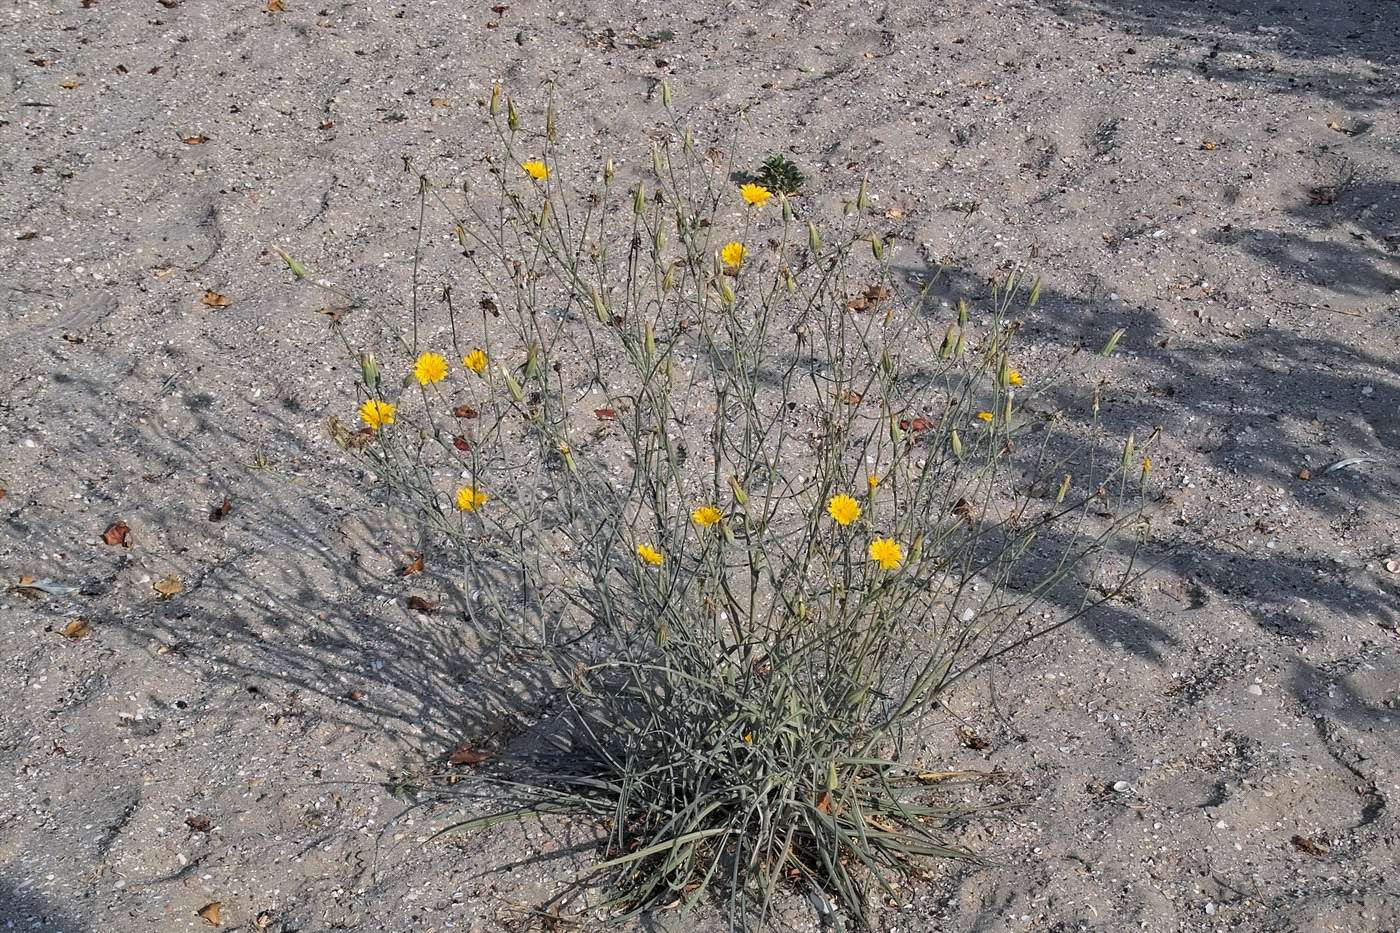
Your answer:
[1247,684,1263,696]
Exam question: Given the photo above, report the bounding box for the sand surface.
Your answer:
[2,0,1398,930]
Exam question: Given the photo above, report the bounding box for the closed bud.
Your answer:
[590,285,607,323]
[651,143,664,179]
[783,267,796,293]
[1028,275,1042,307]
[653,226,665,255]
[728,476,748,506]
[661,79,673,108]
[716,279,736,305]
[488,83,501,115]
[1056,473,1072,504]
[538,199,551,226]
[998,353,1010,388]
[950,429,963,459]
[782,196,793,223]
[954,328,966,357]
[958,298,968,327]
[644,322,656,359]
[871,236,884,262]
[938,324,957,359]
[683,126,694,155]
[1121,432,1136,471]
[633,182,645,215]
[662,264,676,292]
[1002,390,1013,422]
[889,413,900,445]
[808,221,822,254]
[603,157,615,184]
[506,98,519,131]
[546,99,556,140]
[359,352,379,390]
[502,366,524,402]
[856,177,869,211]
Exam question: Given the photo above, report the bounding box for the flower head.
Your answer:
[359,399,396,428]
[720,241,747,268]
[455,485,489,512]
[975,410,994,423]
[740,182,772,208]
[868,537,904,571]
[521,160,549,180]
[636,543,664,566]
[867,473,880,490]
[463,348,488,374]
[827,494,861,526]
[413,352,448,385]
[691,505,723,528]
[1141,456,1152,476]
[1008,369,1024,387]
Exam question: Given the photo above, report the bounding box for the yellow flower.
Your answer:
[359,399,396,428]
[521,160,549,180]
[636,543,664,566]
[1008,370,1024,386]
[691,505,723,528]
[720,241,747,268]
[1141,456,1152,475]
[455,485,489,512]
[827,494,861,526]
[868,537,904,571]
[413,352,448,385]
[866,473,880,490]
[742,733,753,744]
[740,182,772,208]
[463,348,488,374]
[976,410,994,422]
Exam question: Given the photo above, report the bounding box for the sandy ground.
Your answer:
[2,0,1398,930]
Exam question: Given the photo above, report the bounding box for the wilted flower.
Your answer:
[521,160,549,180]
[359,399,396,428]
[976,410,994,422]
[720,241,747,268]
[413,352,448,385]
[868,537,903,570]
[866,473,880,490]
[827,494,861,526]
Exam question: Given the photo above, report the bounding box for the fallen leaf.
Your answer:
[452,435,470,452]
[319,119,334,130]
[448,745,493,767]
[951,498,978,523]
[16,232,36,241]
[1297,467,1311,481]
[209,497,232,522]
[197,902,222,926]
[255,911,274,930]
[153,575,183,599]
[594,408,616,420]
[398,553,424,576]
[406,596,435,614]
[59,618,92,640]
[103,521,131,547]
[452,404,479,419]
[266,0,286,10]
[59,78,81,90]
[182,134,209,145]
[430,97,452,108]
[186,814,212,832]
[1291,834,1329,856]
[814,791,832,814]
[0,487,6,500]
[200,290,231,309]
[152,267,175,278]
[882,207,905,219]
[346,688,367,702]
[955,725,990,750]
[1200,140,1218,151]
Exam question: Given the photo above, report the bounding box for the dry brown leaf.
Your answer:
[197,902,222,926]
[153,575,183,599]
[1297,467,1311,481]
[200,290,231,309]
[346,688,367,702]
[103,521,131,547]
[448,745,493,767]
[430,97,452,108]
[955,725,990,750]
[255,911,274,930]
[399,553,424,576]
[186,814,212,832]
[1200,140,1218,151]
[59,78,81,89]
[406,595,435,614]
[1291,834,1329,856]
[266,0,286,10]
[152,267,175,278]
[182,134,209,145]
[451,404,479,419]
[209,497,232,522]
[594,408,616,420]
[59,618,92,640]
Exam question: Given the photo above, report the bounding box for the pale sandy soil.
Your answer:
[1,1,1397,931]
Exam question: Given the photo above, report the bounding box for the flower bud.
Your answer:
[856,177,869,211]
[1056,473,1072,504]
[808,221,821,254]
[950,429,963,459]
[717,279,735,305]
[661,80,673,108]
[1100,328,1124,356]
[633,183,645,215]
[603,157,615,184]
[359,352,379,390]
[728,476,748,506]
